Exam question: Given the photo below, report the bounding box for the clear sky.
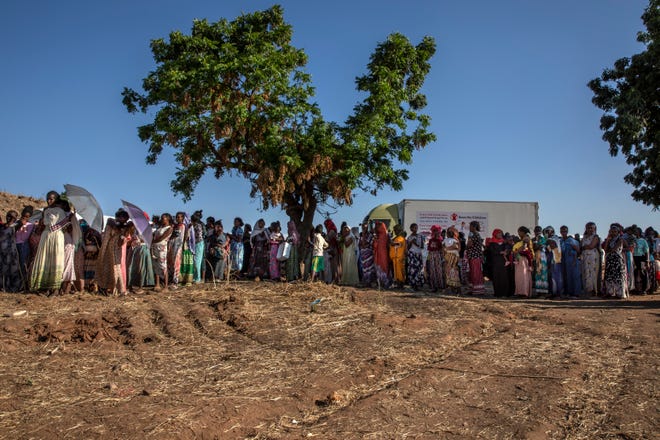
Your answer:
[1,0,657,235]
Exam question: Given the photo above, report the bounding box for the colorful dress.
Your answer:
[465,231,485,293]
[532,235,549,293]
[180,222,195,285]
[168,222,185,285]
[580,234,601,295]
[192,222,205,283]
[389,234,406,286]
[373,223,392,288]
[512,242,533,297]
[128,239,155,288]
[97,221,132,294]
[426,237,445,291]
[603,235,628,298]
[358,231,375,286]
[268,231,283,280]
[249,228,270,278]
[406,233,425,289]
[548,238,563,296]
[443,238,461,289]
[151,225,171,280]
[30,207,68,291]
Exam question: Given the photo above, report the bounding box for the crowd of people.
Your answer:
[0,190,659,300]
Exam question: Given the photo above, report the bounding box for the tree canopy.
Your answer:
[588,0,660,209]
[122,5,436,232]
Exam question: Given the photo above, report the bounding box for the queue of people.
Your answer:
[0,191,658,300]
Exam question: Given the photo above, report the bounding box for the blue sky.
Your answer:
[1,0,657,234]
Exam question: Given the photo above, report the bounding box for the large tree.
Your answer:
[588,0,660,209]
[122,5,436,236]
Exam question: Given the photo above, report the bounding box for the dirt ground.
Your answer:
[0,281,657,440]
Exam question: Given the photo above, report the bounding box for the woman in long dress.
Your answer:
[229,217,244,273]
[426,225,445,292]
[268,222,283,280]
[358,223,375,287]
[249,219,270,279]
[580,222,601,296]
[340,225,359,286]
[97,210,133,295]
[190,211,205,284]
[285,221,301,281]
[406,223,425,290]
[373,221,391,288]
[512,227,533,297]
[168,212,186,288]
[0,210,22,292]
[151,213,173,291]
[465,221,485,294]
[602,223,628,298]
[532,226,549,294]
[30,191,69,293]
[443,227,461,293]
[390,225,406,288]
[485,229,510,297]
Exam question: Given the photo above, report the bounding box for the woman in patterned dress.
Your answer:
[426,225,445,292]
[151,213,173,291]
[358,223,375,287]
[602,223,628,299]
[406,223,425,290]
[465,221,485,294]
[580,222,601,296]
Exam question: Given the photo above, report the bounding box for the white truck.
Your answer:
[364,199,539,237]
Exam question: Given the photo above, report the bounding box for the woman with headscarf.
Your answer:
[465,221,485,294]
[179,214,196,286]
[427,225,445,292]
[229,217,245,273]
[580,222,601,296]
[389,225,407,288]
[151,213,173,291]
[190,210,205,284]
[545,226,563,298]
[249,219,270,279]
[373,221,392,288]
[97,209,134,295]
[602,223,628,298]
[340,224,359,286]
[127,223,155,293]
[358,223,375,287]
[285,220,301,281]
[0,210,22,292]
[512,226,534,297]
[324,219,341,283]
[167,212,186,289]
[406,223,425,291]
[30,191,69,294]
[443,226,461,293]
[268,221,284,280]
[61,200,83,295]
[485,228,510,297]
[532,226,549,294]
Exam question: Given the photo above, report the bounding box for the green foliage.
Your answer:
[588,0,660,209]
[123,5,436,227]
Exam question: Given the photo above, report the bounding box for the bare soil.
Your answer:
[0,282,657,439]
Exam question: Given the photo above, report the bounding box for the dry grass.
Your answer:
[0,282,657,439]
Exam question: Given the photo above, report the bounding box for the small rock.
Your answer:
[104,383,118,391]
[12,310,27,317]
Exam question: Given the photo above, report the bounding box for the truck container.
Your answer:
[365,199,539,237]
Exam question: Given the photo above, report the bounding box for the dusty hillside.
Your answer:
[0,191,45,218]
[0,282,657,439]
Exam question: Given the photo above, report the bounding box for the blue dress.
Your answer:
[561,236,582,296]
